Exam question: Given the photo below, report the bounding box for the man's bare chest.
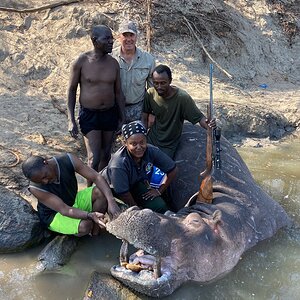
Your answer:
[81,61,115,84]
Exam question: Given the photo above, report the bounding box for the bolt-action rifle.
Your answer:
[197,64,221,203]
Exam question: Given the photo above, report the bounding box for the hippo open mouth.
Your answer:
[116,244,164,277]
[106,205,226,297]
[110,240,176,296]
[106,206,184,297]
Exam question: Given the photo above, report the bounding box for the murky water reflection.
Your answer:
[1,138,299,300]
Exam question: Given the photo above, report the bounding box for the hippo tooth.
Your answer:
[119,239,129,265]
[153,256,162,279]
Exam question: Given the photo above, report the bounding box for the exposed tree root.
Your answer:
[0,145,20,168]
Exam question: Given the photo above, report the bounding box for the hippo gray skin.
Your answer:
[106,123,292,298]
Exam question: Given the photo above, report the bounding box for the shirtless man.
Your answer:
[67,25,124,185]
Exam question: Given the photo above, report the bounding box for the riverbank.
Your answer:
[0,0,299,194]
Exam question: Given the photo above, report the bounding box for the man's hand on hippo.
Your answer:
[107,200,121,220]
[88,212,107,228]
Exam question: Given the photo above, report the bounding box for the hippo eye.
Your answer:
[183,213,205,227]
[185,213,202,222]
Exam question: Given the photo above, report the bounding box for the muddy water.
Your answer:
[0,138,299,300]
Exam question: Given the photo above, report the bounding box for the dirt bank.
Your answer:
[0,0,299,194]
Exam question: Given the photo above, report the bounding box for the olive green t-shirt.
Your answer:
[143,87,205,158]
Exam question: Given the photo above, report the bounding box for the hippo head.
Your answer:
[106,205,240,297]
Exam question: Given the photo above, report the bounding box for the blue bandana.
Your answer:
[122,121,147,140]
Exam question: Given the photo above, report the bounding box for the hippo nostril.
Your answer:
[127,206,140,212]
[143,208,153,214]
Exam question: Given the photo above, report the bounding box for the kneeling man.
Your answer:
[22,153,120,236]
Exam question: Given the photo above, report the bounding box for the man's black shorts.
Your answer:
[79,105,118,135]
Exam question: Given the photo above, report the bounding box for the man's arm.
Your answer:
[116,192,137,207]
[199,116,208,129]
[142,90,155,130]
[67,56,82,139]
[146,55,156,89]
[141,112,149,130]
[114,60,125,129]
[158,166,177,195]
[71,154,121,217]
[181,94,216,130]
[29,187,91,220]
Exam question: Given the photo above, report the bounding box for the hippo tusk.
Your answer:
[120,239,129,266]
[153,256,162,279]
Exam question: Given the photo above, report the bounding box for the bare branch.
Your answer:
[0,0,83,13]
[146,0,152,52]
[183,16,233,80]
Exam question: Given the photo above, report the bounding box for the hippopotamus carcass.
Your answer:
[106,123,292,298]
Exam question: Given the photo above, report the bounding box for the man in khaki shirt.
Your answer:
[112,20,155,123]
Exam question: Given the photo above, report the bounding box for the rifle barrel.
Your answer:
[209,64,214,120]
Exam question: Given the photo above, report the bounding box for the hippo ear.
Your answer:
[212,210,222,224]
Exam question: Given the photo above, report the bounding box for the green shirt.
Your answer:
[143,87,205,158]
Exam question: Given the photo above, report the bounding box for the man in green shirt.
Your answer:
[142,64,216,159]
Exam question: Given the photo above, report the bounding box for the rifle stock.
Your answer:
[197,64,214,203]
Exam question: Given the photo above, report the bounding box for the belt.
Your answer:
[80,105,115,112]
[125,101,142,107]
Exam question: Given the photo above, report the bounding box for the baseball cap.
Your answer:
[119,20,137,34]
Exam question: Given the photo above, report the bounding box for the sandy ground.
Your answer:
[0,0,299,197]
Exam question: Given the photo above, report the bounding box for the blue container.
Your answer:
[259,84,268,89]
[149,166,165,189]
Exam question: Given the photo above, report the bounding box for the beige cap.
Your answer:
[119,20,137,34]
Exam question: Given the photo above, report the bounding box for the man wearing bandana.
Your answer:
[101,121,177,213]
